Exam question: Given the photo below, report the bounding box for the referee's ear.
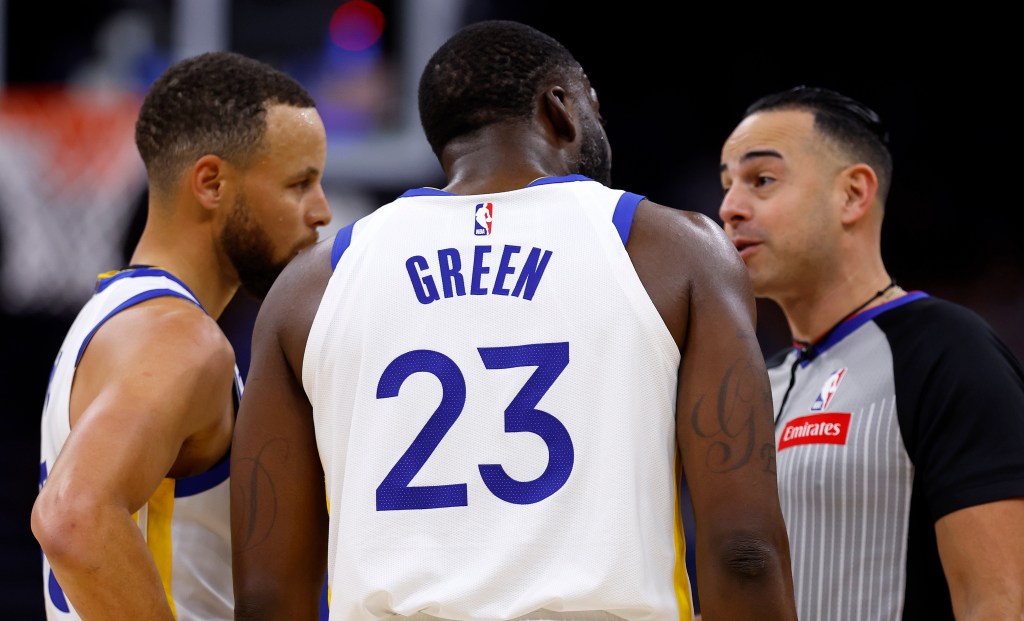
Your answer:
[838,162,879,227]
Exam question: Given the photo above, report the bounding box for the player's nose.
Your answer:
[307,184,332,228]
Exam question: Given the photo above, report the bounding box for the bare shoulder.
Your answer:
[71,295,237,467]
[255,235,336,373]
[632,199,745,272]
[626,199,752,343]
[87,295,233,378]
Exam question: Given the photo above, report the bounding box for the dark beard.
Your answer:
[574,115,612,186]
[221,194,287,301]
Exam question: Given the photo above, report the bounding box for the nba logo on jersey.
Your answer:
[811,367,846,411]
[474,202,493,235]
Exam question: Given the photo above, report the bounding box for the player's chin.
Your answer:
[737,258,764,285]
[747,271,778,298]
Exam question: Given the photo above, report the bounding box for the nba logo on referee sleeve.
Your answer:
[474,202,493,235]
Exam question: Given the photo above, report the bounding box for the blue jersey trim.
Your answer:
[174,450,230,497]
[527,174,592,187]
[612,192,645,245]
[800,291,930,366]
[76,268,236,499]
[96,268,202,309]
[399,187,450,198]
[331,222,356,270]
[397,175,596,199]
[75,289,201,366]
[48,569,70,612]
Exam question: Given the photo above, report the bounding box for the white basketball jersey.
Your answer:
[38,267,240,621]
[304,176,691,621]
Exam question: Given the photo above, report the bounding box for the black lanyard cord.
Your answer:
[774,278,897,423]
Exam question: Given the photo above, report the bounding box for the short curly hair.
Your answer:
[418,20,583,158]
[135,51,316,196]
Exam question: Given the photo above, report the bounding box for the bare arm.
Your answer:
[936,498,1024,620]
[30,298,235,620]
[232,242,332,620]
[628,201,797,620]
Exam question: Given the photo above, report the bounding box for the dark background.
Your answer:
[3,2,1021,618]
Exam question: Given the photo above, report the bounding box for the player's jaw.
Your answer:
[221,193,316,300]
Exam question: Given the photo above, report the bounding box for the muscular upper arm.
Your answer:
[628,200,795,617]
[936,498,1024,619]
[231,240,333,619]
[667,211,778,494]
[47,297,235,515]
[628,201,777,495]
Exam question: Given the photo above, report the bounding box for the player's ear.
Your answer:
[839,163,878,225]
[192,154,229,211]
[542,85,577,143]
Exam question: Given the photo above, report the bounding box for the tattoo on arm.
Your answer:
[234,438,288,550]
[689,357,775,474]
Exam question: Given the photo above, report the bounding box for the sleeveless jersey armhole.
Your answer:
[612,192,644,245]
[331,222,356,270]
[75,289,199,366]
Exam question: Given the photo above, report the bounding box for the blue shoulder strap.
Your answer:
[331,222,356,270]
[612,191,644,245]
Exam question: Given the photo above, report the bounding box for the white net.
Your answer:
[0,86,147,314]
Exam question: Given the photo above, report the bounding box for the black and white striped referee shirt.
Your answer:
[768,292,1024,621]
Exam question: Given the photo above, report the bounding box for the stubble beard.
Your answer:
[221,192,289,301]
[575,115,612,186]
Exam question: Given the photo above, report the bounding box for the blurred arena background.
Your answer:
[1,1,1019,617]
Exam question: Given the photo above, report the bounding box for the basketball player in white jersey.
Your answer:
[31,51,332,620]
[231,20,797,621]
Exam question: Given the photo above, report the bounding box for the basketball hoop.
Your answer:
[0,86,147,314]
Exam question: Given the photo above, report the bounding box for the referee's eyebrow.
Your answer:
[720,149,783,173]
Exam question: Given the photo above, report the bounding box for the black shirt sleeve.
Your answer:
[877,296,1024,519]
